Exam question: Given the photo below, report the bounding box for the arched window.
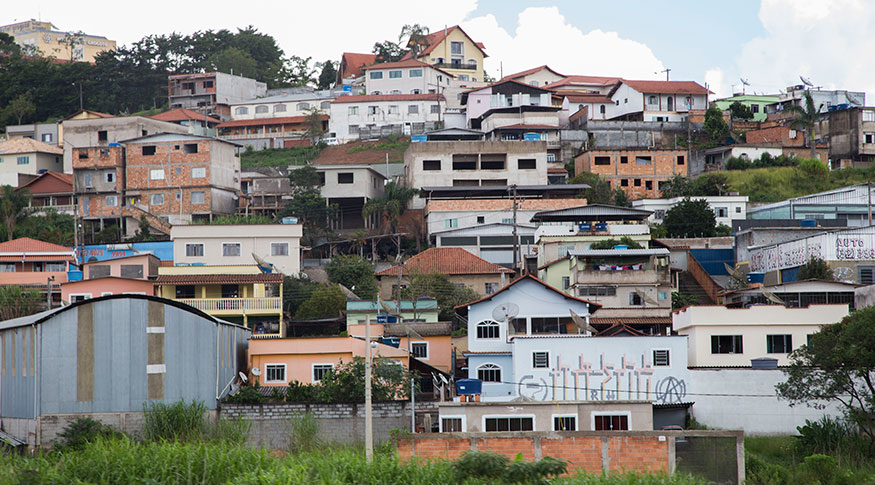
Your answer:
[411,89,421,94]
[255,105,269,113]
[296,102,311,111]
[274,104,287,113]
[477,363,502,382]
[648,95,657,105]
[235,107,248,115]
[667,96,674,111]
[476,320,500,339]
[599,105,606,114]
[320,101,331,109]
[390,90,401,95]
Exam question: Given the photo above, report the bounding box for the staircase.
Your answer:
[677,271,715,305]
[123,205,172,235]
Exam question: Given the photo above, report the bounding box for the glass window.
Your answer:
[105,195,118,206]
[320,101,331,109]
[0,263,15,272]
[120,264,143,279]
[476,320,500,339]
[296,102,311,111]
[191,167,206,178]
[387,105,399,114]
[185,243,204,257]
[532,351,549,368]
[409,69,423,78]
[594,415,628,431]
[389,70,402,79]
[477,363,502,382]
[484,282,498,294]
[561,276,570,289]
[485,417,533,432]
[235,107,249,115]
[46,262,66,272]
[368,106,379,115]
[255,105,269,113]
[767,334,793,353]
[150,169,164,180]
[17,156,29,165]
[271,242,289,256]
[338,172,354,184]
[274,104,287,113]
[411,342,428,359]
[444,218,458,228]
[265,364,286,383]
[408,105,419,114]
[41,133,53,143]
[450,41,463,55]
[553,416,576,431]
[711,335,743,354]
[369,71,383,80]
[150,193,164,205]
[313,364,333,382]
[348,106,359,115]
[88,265,111,278]
[191,191,205,204]
[223,243,241,257]
[431,105,440,114]
[175,285,195,299]
[441,417,463,432]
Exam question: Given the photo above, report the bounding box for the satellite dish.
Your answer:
[403,323,424,341]
[847,92,863,106]
[251,367,262,376]
[569,309,597,335]
[800,75,814,87]
[439,373,449,385]
[761,288,786,306]
[238,371,248,383]
[640,291,659,306]
[251,253,274,273]
[724,263,748,282]
[491,302,519,322]
[740,78,751,86]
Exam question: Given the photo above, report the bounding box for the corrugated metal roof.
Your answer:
[346,299,439,311]
[569,249,670,257]
[156,273,284,285]
[384,322,452,337]
[531,204,652,222]
[432,223,536,237]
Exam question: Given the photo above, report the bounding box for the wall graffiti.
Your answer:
[517,352,687,404]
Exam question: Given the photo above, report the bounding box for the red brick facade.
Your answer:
[575,149,688,199]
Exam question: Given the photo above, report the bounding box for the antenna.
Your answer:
[492,302,520,337]
[569,309,597,335]
[800,75,814,87]
[739,78,750,95]
[238,371,248,383]
[655,68,671,81]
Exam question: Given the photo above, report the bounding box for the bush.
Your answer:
[745,453,791,485]
[56,417,123,450]
[589,236,644,250]
[804,454,838,484]
[452,451,567,484]
[453,451,510,480]
[504,455,567,484]
[143,400,207,442]
[288,412,321,453]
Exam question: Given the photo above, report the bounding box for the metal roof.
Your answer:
[531,203,652,222]
[384,322,452,337]
[569,248,670,257]
[431,222,537,237]
[420,184,590,199]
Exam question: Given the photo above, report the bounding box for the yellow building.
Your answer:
[400,25,487,83]
[156,265,284,336]
[0,20,116,63]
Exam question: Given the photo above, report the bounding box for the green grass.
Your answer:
[347,137,411,154]
[745,435,875,484]
[722,165,875,203]
[241,145,325,168]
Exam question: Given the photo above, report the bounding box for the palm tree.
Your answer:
[0,185,31,241]
[785,90,822,159]
[362,181,418,236]
[399,24,430,59]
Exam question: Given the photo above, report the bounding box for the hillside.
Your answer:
[722,165,875,203]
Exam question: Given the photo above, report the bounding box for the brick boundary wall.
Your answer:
[396,430,745,481]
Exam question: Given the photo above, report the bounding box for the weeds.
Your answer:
[143,399,207,442]
[287,411,321,453]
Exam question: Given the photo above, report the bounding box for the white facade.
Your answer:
[673,304,849,367]
[432,223,537,266]
[632,195,748,227]
[329,94,445,143]
[607,81,708,122]
[230,90,336,120]
[312,165,386,200]
[171,223,303,276]
[745,225,875,275]
[363,62,452,95]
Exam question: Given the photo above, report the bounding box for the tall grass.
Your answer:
[287,411,321,453]
[143,399,208,442]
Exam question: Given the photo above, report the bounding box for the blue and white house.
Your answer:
[459,275,689,404]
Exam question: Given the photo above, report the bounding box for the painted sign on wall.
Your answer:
[749,228,875,273]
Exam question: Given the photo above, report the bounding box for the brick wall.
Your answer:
[575,149,688,198]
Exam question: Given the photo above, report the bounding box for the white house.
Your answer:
[632,195,749,227]
[311,164,386,230]
[425,198,584,238]
[329,93,445,143]
[673,304,850,367]
[362,60,452,96]
[606,80,709,122]
[171,223,303,276]
[229,90,337,120]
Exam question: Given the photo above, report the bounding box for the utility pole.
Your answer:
[868,180,872,226]
[365,315,374,461]
[410,375,416,433]
[511,184,519,274]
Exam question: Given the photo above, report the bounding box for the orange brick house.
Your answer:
[574,149,688,199]
[72,144,126,232]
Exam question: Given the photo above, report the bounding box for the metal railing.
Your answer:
[175,297,282,313]
[433,62,477,70]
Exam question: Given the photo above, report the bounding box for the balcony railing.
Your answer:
[175,297,282,313]
[433,62,477,71]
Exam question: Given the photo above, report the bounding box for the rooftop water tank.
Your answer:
[456,379,482,395]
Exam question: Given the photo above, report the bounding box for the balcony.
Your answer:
[575,266,671,285]
[433,62,477,71]
[174,297,282,315]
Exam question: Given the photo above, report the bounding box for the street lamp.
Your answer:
[46,275,56,310]
[71,82,83,110]
[365,315,375,461]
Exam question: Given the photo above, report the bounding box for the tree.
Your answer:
[303,108,326,145]
[0,286,43,320]
[568,172,629,205]
[671,291,699,310]
[372,40,403,63]
[0,32,20,56]
[589,236,644,250]
[283,275,319,319]
[319,356,418,402]
[362,180,418,237]
[282,55,316,87]
[402,271,479,322]
[703,107,729,146]
[5,208,74,245]
[660,173,728,198]
[7,92,36,125]
[785,90,822,159]
[729,101,754,121]
[663,198,717,238]
[777,306,875,448]
[398,24,430,58]
[0,185,31,241]
[294,284,346,319]
[316,60,337,90]
[325,255,378,299]
[204,46,259,79]
[129,215,155,242]
[798,257,835,281]
[283,165,336,241]
[611,187,631,207]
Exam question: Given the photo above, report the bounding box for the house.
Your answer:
[724,279,859,309]
[238,168,291,217]
[217,114,329,150]
[0,294,250,448]
[826,106,875,168]
[149,108,222,137]
[543,75,622,94]
[329,93,445,143]
[607,80,710,122]
[61,276,157,303]
[538,248,673,335]
[122,133,241,227]
[72,143,127,236]
[80,252,159,280]
[703,144,827,170]
[399,25,488,83]
[574,148,689,198]
[431,223,537,267]
[156,265,284,335]
[747,183,875,225]
[4,121,59,145]
[765,85,865,122]
[337,52,378,86]
[673,304,849,366]
[0,137,63,186]
[633,195,749,227]
[0,19,116,62]
[15,171,74,215]
[712,94,780,122]
[167,72,267,120]
[425,198,584,238]
[306,163,387,230]
[0,238,75,306]
[171,223,302,276]
[363,60,453,96]
[499,65,566,88]
[403,140,550,208]
[230,90,337,120]
[559,93,616,123]
[461,80,557,142]
[375,247,514,297]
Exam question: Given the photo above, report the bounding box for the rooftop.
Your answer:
[332,93,446,104]
[531,203,652,222]
[155,273,284,285]
[149,108,221,125]
[615,79,711,96]
[0,237,74,255]
[339,52,377,79]
[426,198,584,212]
[376,247,514,277]
[400,25,487,61]
[0,137,62,156]
[217,115,328,129]
[569,248,670,257]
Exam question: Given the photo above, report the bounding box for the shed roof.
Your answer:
[531,203,652,222]
[0,137,63,155]
[376,247,514,276]
[155,273,284,285]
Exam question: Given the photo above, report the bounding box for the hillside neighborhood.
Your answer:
[2,14,875,484]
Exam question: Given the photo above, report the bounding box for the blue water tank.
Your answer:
[67,270,83,282]
[747,272,765,283]
[578,222,591,231]
[281,216,298,224]
[613,245,628,250]
[380,337,401,348]
[457,379,482,395]
[411,135,428,143]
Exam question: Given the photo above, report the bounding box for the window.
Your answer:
[577,286,617,297]
[620,179,629,187]
[553,416,576,431]
[69,294,91,303]
[452,154,477,170]
[105,172,115,183]
[441,417,463,433]
[191,167,206,178]
[175,285,195,299]
[518,158,536,169]
[866,133,875,144]
[368,106,379,115]
[274,104,287,113]
[594,156,611,166]
[223,243,241,257]
[645,180,653,191]
[629,292,643,306]
[150,193,164,205]
[533,351,549,368]
[120,264,143,279]
[411,342,429,360]
[265,364,287,383]
[423,160,441,171]
[88,265,111,278]
[150,169,164,180]
[485,282,498,294]
[191,191,205,204]
[485,417,533,432]
[296,102,311,111]
[183,143,198,154]
[714,207,728,218]
[635,156,652,165]
[458,74,469,81]
[142,146,156,156]
[338,172,354,184]
[45,262,66,272]
[185,243,204,257]
[369,71,383,80]
[312,364,333,383]
[235,107,249,115]
[431,105,440,114]
[653,349,670,367]
[562,276,570,290]
[17,156,29,165]
[387,105,399,114]
[450,41,463,55]
[0,263,15,272]
[767,334,793,353]
[476,320,500,339]
[634,178,642,187]
[320,101,331,109]
[104,195,118,207]
[751,104,760,113]
[41,133,53,143]
[444,218,458,229]
[711,335,744,354]
[409,68,423,78]
[348,106,359,115]
[864,110,875,122]
[388,70,402,79]
[254,105,269,114]
[677,155,685,165]
[271,242,289,256]
[412,89,422,94]
[83,172,92,187]
[593,414,629,431]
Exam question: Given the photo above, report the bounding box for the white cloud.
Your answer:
[463,7,665,80]
[733,0,875,100]
[705,68,729,99]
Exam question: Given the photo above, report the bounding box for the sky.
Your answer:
[4,0,875,100]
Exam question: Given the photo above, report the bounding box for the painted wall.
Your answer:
[81,254,158,280]
[0,151,62,186]
[633,196,748,227]
[171,224,302,276]
[61,277,156,302]
[438,401,653,432]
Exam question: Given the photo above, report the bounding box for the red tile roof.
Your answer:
[501,65,565,81]
[150,108,221,125]
[16,171,73,193]
[155,273,284,285]
[563,94,615,104]
[619,80,711,95]
[217,115,328,129]
[0,237,74,254]
[0,137,63,155]
[332,93,446,104]
[401,25,487,60]
[340,52,378,79]
[454,274,601,311]
[426,199,582,212]
[544,75,622,89]
[376,247,514,277]
[361,59,453,77]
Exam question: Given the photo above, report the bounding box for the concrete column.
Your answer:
[736,434,745,484]
[601,436,610,476]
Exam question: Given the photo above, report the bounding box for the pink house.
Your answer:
[61,276,157,303]
[0,237,74,286]
[347,323,453,373]
[81,253,159,280]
